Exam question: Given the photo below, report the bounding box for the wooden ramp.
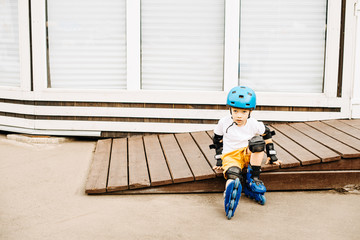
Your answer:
[85,120,360,194]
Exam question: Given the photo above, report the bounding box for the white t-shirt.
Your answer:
[214,115,265,154]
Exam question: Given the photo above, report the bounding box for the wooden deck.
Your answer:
[85,120,360,194]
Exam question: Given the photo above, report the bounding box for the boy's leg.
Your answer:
[221,150,244,219]
[249,151,263,166]
[263,125,281,165]
[244,136,267,205]
[223,167,242,220]
[247,150,266,194]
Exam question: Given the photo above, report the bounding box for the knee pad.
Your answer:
[248,136,265,153]
[226,167,242,180]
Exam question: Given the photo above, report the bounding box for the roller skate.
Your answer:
[224,178,242,220]
[244,165,266,205]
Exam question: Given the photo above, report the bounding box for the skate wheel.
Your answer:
[227,209,233,220]
[259,195,266,205]
[230,199,235,209]
[234,178,240,188]
[232,189,237,199]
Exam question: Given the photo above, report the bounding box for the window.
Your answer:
[0,0,20,87]
[141,0,225,91]
[238,0,327,93]
[47,0,127,89]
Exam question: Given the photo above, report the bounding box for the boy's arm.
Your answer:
[262,125,281,165]
[210,118,226,168]
[209,133,223,168]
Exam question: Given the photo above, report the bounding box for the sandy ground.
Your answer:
[1,134,359,240]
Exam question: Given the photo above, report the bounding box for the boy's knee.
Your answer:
[248,136,265,153]
[225,166,242,180]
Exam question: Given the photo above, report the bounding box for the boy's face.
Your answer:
[231,107,250,126]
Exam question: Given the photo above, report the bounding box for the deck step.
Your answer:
[85,120,360,194]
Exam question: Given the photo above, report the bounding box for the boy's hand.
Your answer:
[213,166,222,170]
[266,157,282,166]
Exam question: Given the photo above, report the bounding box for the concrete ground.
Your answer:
[1,133,359,240]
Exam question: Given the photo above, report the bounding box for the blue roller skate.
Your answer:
[224,178,242,220]
[244,165,266,205]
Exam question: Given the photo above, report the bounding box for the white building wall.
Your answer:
[352,0,360,118]
[0,0,359,136]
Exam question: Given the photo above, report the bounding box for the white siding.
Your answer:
[0,0,354,137]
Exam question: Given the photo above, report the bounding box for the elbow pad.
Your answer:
[263,125,276,140]
[209,133,223,158]
[213,134,223,145]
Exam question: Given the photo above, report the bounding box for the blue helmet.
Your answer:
[226,86,256,110]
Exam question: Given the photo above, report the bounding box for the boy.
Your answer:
[211,86,281,220]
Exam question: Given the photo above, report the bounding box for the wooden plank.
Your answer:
[85,139,112,194]
[324,120,360,139]
[275,144,301,169]
[128,136,150,189]
[262,140,305,171]
[100,170,360,194]
[290,122,360,158]
[261,153,280,171]
[262,170,360,191]
[273,124,340,162]
[175,133,216,180]
[159,134,194,183]
[143,135,173,186]
[341,119,360,129]
[270,126,321,165]
[191,131,222,176]
[273,158,360,172]
[306,121,360,151]
[107,138,128,192]
[108,178,226,194]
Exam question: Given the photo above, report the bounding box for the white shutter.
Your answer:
[141,0,225,91]
[47,0,126,89]
[0,0,20,87]
[239,0,327,93]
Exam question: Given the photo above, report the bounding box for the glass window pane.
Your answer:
[0,0,20,87]
[47,0,127,89]
[239,0,327,93]
[141,0,225,91]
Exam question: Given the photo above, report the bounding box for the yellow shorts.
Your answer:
[221,147,251,179]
